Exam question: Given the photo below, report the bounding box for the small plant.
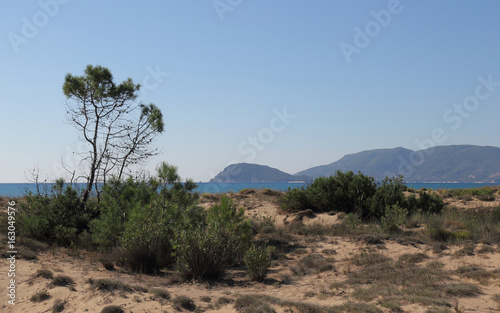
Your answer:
[35,268,54,279]
[381,204,407,233]
[244,244,275,282]
[30,290,51,302]
[345,213,362,229]
[216,296,233,306]
[52,299,66,313]
[150,288,171,301]
[100,305,125,313]
[52,275,74,287]
[304,290,316,298]
[291,253,334,276]
[234,295,276,313]
[398,252,429,264]
[200,295,212,303]
[173,295,196,311]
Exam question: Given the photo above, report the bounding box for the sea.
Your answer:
[0,182,499,198]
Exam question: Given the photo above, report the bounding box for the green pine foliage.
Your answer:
[18,179,94,246]
[280,171,444,221]
[174,196,252,280]
[244,245,275,282]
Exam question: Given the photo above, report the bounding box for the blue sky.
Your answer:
[1,0,500,183]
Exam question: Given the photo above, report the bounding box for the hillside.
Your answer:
[210,163,312,183]
[296,145,500,183]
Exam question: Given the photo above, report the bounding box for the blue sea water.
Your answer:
[0,182,499,198]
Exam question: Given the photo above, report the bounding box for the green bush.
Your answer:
[94,163,203,273]
[280,171,377,215]
[175,196,252,280]
[244,245,275,282]
[90,177,157,251]
[19,179,94,246]
[381,204,408,233]
[279,186,311,212]
[280,172,444,221]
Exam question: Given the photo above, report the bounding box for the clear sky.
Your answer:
[1,0,500,183]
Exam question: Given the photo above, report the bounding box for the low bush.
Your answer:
[280,172,444,221]
[244,244,275,282]
[30,290,51,302]
[172,295,196,311]
[175,196,252,280]
[52,275,74,287]
[52,299,66,313]
[150,288,171,301]
[19,179,94,246]
[234,295,276,313]
[100,305,124,313]
[89,278,132,292]
[35,268,54,279]
[291,253,334,276]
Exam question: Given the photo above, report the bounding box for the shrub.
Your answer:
[35,269,54,279]
[175,196,252,280]
[244,245,275,282]
[200,295,212,302]
[478,194,496,201]
[150,288,171,301]
[234,295,276,313]
[90,177,156,251]
[52,275,74,287]
[172,295,196,311]
[280,172,443,220]
[52,299,66,313]
[100,305,124,313]
[428,225,456,242]
[279,187,311,212]
[444,283,481,297]
[291,253,334,276]
[89,278,132,292]
[381,204,408,233]
[19,180,94,246]
[175,221,249,280]
[398,253,429,264]
[30,290,51,302]
[117,165,202,273]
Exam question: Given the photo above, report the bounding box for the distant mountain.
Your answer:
[210,163,312,183]
[296,145,500,183]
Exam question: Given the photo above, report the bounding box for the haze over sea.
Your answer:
[1,182,499,198]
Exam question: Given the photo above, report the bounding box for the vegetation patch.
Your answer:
[35,268,54,279]
[30,290,51,302]
[291,253,335,276]
[52,299,66,313]
[88,278,133,292]
[172,295,196,311]
[149,288,171,301]
[100,305,125,313]
[52,275,74,287]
